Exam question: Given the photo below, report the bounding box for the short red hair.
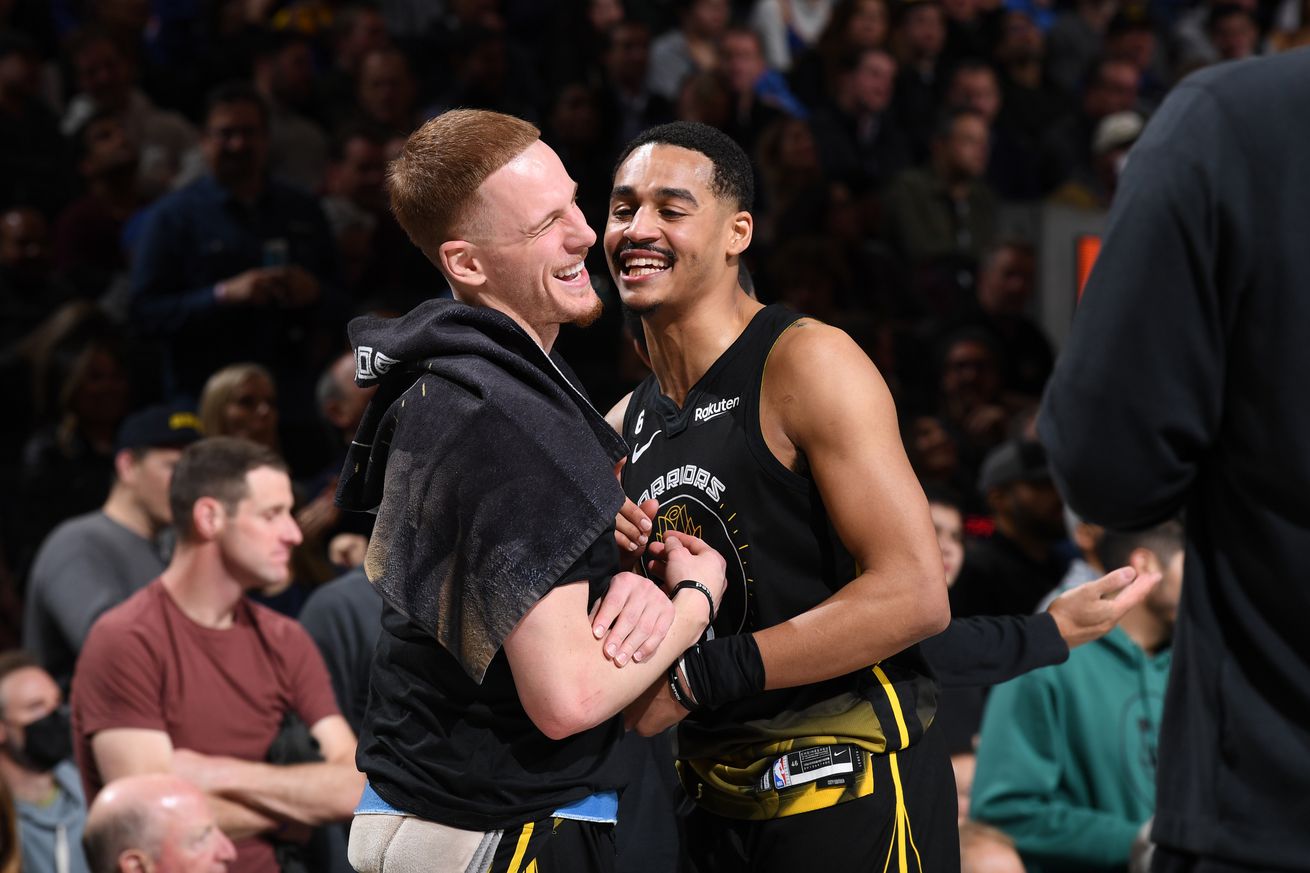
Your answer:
[387,109,540,259]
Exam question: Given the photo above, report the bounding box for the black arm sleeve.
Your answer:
[920,613,1068,689]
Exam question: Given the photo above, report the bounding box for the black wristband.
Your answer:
[673,580,716,623]
[679,634,766,711]
[667,663,699,711]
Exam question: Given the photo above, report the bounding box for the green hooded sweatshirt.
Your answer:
[971,626,1171,871]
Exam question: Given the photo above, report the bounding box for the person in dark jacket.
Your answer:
[1039,50,1310,871]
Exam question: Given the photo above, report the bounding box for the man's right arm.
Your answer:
[502,534,724,740]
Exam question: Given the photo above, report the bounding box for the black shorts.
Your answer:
[487,817,616,873]
[683,725,959,873]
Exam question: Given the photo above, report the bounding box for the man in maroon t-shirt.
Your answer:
[71,437,364,873]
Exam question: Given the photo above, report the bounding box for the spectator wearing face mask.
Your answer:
[0,651,89,873]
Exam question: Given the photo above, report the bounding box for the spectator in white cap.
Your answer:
[1050,109,1143,209]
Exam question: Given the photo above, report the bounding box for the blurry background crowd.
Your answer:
[0,0,1295,870]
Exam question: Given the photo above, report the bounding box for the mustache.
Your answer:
[612,240,676,271]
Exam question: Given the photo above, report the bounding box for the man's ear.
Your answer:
[1128,547,1161,575]
[726,210,753,257]
[192,496,225,540]
[114,449,139,485]
[438,239,488,288]
[119,848,153,873]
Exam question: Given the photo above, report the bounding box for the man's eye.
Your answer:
[611,206,633,219]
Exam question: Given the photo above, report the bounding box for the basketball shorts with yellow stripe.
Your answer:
[682,724,959,873]
[348,813,615,873]
[485,816,615,873]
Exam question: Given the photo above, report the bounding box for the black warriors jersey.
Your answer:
[620,305,938,820]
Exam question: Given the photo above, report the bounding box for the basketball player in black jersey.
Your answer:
[603,122,958,870]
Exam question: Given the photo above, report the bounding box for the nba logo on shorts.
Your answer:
[772,757,791,790]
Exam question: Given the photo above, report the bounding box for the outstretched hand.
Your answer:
[1047,566,1162,649]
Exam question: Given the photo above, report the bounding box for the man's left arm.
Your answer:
[752,322,950,689]
[173,715,364,827]
[627,325,950,734]
[1038,85,1232,529]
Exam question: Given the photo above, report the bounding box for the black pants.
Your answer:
[684,726,959,873]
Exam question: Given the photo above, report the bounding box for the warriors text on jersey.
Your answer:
[620,305,938,821]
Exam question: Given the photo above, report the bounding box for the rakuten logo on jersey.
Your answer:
[694,396,740,423]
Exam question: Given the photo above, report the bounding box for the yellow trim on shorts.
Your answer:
[874,664,923,873]
[505,821,534,873]
[872,664,911,752]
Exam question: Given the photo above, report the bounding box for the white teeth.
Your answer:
[622,255,670,277]
[554,262,584,281]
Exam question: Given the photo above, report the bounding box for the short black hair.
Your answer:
[1096,519,1184,571]
[204,80,269,129]
[922,483,964,514]
[615,121,755,212]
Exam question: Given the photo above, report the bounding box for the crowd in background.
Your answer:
[0,0,1298,870]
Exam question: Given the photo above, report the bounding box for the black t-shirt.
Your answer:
[357,533,628,831]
